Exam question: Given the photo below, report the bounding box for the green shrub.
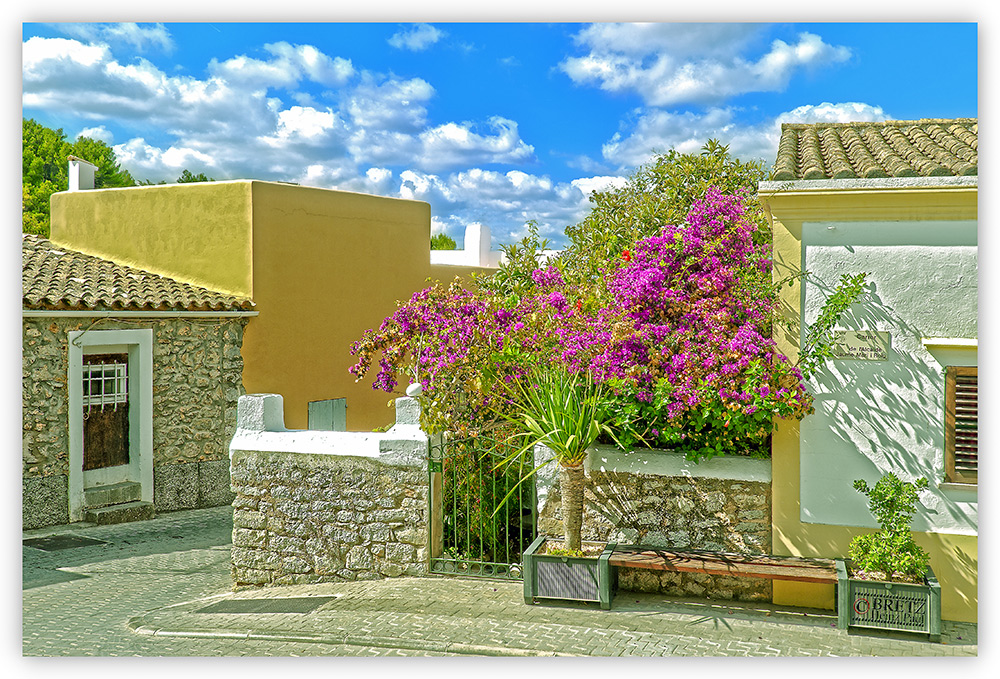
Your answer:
[849,473,931,581]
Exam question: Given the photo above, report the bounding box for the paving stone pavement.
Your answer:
[23,505,979,657]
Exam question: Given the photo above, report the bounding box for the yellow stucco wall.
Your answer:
[244,181,432,430]
[762,184,978,623]
[50,182,255,298]
[49,180,495,432]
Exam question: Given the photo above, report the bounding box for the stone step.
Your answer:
[85,501,156,526]
[84,481,142,509]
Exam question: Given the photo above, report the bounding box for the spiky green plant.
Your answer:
[493,364,613,551]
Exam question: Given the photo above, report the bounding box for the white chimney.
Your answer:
[464,223,492,267]
[68,156,97,191]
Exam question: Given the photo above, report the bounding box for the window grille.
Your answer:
[82,360,128,410]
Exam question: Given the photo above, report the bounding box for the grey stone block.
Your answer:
[23,475,70,530]
[199,459,235,507]
[154,462,199,511]
[85,501,156,525]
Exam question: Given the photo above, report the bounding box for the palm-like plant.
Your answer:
[495,365,613,552]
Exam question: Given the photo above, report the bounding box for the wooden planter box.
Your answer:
[522,535,616,609]
[836,559,942,641]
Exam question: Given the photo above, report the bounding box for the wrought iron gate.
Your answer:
[428,432,536,579]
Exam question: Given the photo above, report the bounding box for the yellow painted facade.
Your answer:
[760,183,978,623]
[51,180,492,431]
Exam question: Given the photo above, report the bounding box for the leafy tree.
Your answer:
[557,139,769,287]
[22,119,70,236]
[22,118,135,236]
[430,232,456,250]
[70,136,135,188]
[176,169,214,183]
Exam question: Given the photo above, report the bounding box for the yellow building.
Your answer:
[759,119,978,623]
[50,180,490,432]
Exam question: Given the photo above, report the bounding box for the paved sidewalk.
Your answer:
[129,576,978,657]
[23,506,979,657]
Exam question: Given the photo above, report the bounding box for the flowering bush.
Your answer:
[350,186,812,462]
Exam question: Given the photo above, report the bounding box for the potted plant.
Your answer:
[836,473,942,641]
[493,364,617,608]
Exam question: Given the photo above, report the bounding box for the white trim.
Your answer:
[585,444,772,482]
[24,309,257,318]
[68,329,154,522]
[922,338,978,349]
[759,176,978,193]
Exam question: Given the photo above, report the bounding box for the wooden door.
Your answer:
[82,354,130,471]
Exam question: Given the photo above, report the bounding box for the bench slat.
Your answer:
[609,548,838,584]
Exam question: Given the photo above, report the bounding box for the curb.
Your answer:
[127,616,571,656]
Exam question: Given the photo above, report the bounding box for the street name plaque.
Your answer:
[831,330,890,361]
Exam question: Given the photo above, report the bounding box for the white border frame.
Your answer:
[67,329,153,522]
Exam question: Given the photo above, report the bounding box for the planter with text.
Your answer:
[522,535,616,609]
[836,560,941,641]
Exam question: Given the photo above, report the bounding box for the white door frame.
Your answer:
[67,328,153,522]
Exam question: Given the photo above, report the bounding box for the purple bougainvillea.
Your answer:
[350,188,812,460]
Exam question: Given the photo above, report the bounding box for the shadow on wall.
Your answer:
[804,279,976,531]
[541,466,772,555]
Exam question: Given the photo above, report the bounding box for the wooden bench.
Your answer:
[609,545,838,586]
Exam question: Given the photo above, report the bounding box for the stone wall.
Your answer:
[228,394,429,588]
[537,445,773,602]
[22,315,246,529]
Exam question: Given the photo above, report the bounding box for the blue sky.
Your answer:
[21,20,978,249]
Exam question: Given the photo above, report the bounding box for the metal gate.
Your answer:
[428,432,536,580]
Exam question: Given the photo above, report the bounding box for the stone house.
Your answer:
[22,233,256,529]
[758,118,978,623]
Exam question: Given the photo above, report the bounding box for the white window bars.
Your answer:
[82,360,128,413]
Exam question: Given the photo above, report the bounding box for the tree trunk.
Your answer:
[560,463,585,552]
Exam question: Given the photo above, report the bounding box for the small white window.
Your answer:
[82,360,128,408]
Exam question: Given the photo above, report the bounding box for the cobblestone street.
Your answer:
[22,505,979,660]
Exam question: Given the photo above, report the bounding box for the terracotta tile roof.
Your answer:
[770,118,977,181]
[22,233,254,312]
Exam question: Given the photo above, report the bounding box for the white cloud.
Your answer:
[391,167,605,247]
[571,175,629,198]
[344,76,434,132]
[573,23,761,59]
[417,117,535,171]
[114,137,215,176]
[267,106,342,143]
[778,101,889,125]
[601,102,891,170]
[50,23,174,53]
[388,24,445,51]
[210,42,354,89]
[77,125,114,143]
[563,26,851,107]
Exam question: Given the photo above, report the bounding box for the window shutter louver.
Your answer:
[946,366,978,483]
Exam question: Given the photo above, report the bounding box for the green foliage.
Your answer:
[176,169,214,183]
[849,473,931,581]
[22,118,136,237]
[440,434,533,564]
[430,232,457,250]
[493,362,613,471]
[71,136,136,188]
[477,220,553,304]
[556,139,768,287]
[799,272,869,379]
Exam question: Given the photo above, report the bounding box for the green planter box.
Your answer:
[522,535,616,609]
[836,559,942,641]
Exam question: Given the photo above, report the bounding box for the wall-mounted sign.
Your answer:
[831,330,890,361]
